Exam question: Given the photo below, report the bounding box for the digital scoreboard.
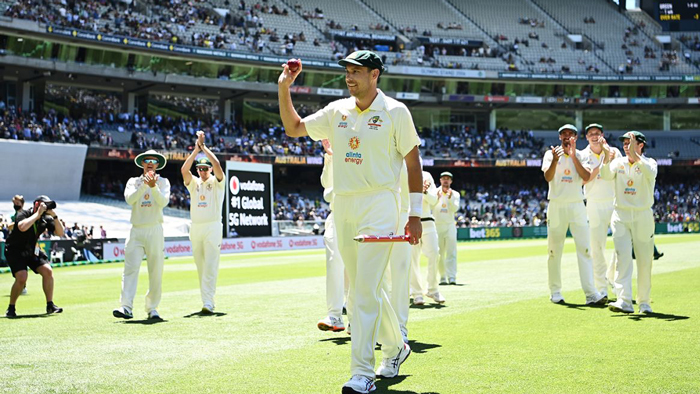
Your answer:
[658,1,700,21]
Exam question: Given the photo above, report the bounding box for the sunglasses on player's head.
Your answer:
[196,167,210,171]
[143,159,159,164]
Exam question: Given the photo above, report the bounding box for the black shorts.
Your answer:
[5,249,50,277]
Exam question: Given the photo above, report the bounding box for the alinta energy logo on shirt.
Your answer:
[624,179,636,196]
[367,116,383,130]
[338,114,349,129]
[141,193,152,208]
[198,194,208,208]
[345,136,363,165]
[561,168,573,183]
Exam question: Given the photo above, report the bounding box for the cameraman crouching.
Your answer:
[5,195,64,318]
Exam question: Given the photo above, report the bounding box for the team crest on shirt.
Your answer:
[345,137,363,165]
[348,137,360,150]
[207,183,213,191]
[141,193,152,208]
[367,116,383,130]
[634,166,642,174]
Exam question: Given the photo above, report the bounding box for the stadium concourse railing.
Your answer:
[456,222,700,241]
[87,146,700,168]
[4,19,700,81]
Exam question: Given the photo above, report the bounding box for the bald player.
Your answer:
[279,50,422,394]
[581,123,621,299]
[317,139,349,333]
[601,131,657,314]
[542,124,605,306]
[181,131,225,314]
[114,150,171,320]
[409,170,444,305]
[382,163,412,344]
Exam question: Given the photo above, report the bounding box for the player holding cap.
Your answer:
[278,50,422,394]
[600,131,657,314]
[542,124,605,306]
[409,170,444,304]
[181,131,225,314]
[433,172,459,285]
[581,123,621,299]
[113,150,171,320]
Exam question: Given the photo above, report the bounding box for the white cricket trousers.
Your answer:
[383,211,411,328]
[611,208,654,306]
[586,200,615,295]
[324,212,348,320]
[410,220,440,295]
[334,190,403,378]
[121,224,164,313]
[436,222,457,281]
[546,201,597,297]
[190,221,223,308]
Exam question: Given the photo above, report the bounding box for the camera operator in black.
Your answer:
[5,195,64,317]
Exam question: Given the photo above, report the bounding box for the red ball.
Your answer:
[287,59,300,72]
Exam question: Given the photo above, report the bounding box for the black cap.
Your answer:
[618,131,646,144]
[338,51,385,75]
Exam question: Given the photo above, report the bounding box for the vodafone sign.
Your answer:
[102,235,323,260]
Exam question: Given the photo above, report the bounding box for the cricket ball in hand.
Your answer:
[287,59,300,72]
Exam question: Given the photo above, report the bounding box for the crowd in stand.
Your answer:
[654,181,700,223]
[421,126,545,160]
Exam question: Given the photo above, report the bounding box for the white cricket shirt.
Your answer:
[600,155,657,211]
[582,145,621,202]
[124,175,171,226]
[541,150,586,203]
[432,188,460,224]
[303,90,420,196]
[185,175,226,224]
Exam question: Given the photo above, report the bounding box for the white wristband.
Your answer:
[408,192,423,217]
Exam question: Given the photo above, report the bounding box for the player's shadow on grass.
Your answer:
[183,311,227,318]
[555,302,608,311]
[374,375,440,394]
[3,313,52,319]
[410,303,447,310]
[319,336,351,346]
[119,319,168,325]
[613,312,689,322]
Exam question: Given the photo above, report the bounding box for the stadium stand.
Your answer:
[532,0,698,74]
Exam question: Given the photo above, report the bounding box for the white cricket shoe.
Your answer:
[399,324,408,344]
[448,277,457,285]
[550,292,565,304]
[375,343,411,379]
[608,300,634,313]
[585,293,608,306]
[317,316,345,332]
[639,303,653,314]
[412,295,424,305]
[201,304,215,314]
[148,310,163,320]
[341,375,375,394]
[426,291,445,304]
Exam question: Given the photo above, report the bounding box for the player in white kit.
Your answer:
[317,139,349,333]
[581,123,621,299]
[433,172,459,285]
[600,131,657,314]
[542,125,605,306]
[181,131,225,314]
[278,50,422,394]
[113,150,171,320]
[409,170,445,304]
[382,163,412,343]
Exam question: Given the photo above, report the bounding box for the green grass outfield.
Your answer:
[1,234,699,394]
